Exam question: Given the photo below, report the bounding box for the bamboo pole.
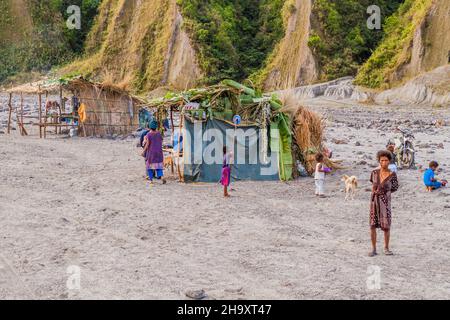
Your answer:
[55,91,61,135]
[15,96,23,136]
[20,93,23,128]
[222,79,256,97]
[170,106,175,174]
[177,114,184,182]
[38,86,42,138]
[7,93,12,134]
[44,91,48,138]
[59,85,63,112]
[19,92,27,136]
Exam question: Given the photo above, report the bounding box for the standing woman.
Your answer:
[369,150,399,257]
[143,120,166,184]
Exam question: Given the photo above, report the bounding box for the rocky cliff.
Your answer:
[397,0,450,81]
[258,0,318,91]
[1,0,449,94]
[356,0,450,88]
[62,0,202,92]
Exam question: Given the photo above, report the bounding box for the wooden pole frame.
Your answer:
[170,106,175,174]
[7,93,12,134]
[19,92,28,136]
[15,97,22,136]
[59,85,63,113]
[44,91,48,138]
[177,113,184,182]
[20,93,24,133]
[38,86,42,138]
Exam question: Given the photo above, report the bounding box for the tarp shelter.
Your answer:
[142,80,294,182]
[183,117,280,182]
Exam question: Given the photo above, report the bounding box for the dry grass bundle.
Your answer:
[292,106,324,152]
[100,69,115,88]
[293,106,326,174]
[280,92,343,174]
[116,74,133,92]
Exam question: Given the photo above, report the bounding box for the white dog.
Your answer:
[341,175,358,200]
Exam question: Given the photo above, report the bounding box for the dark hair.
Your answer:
[315,153,324,162]
[223,146,227,154]
[429,161,439,168]
[377,150,393,162]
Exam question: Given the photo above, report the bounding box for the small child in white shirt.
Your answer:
[314,153,331,198]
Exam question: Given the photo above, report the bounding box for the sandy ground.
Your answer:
[1,97,450,300]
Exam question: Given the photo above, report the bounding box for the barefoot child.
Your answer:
[314,153,331,198]
[220,146,232,197]
[369,150,399,257]
[424,161,448,191]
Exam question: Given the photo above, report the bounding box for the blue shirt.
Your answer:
[423,168,435,186]
[173,132,183,152]
[139,129,149,148]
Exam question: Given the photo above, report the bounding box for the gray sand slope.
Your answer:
[1,99,450,299]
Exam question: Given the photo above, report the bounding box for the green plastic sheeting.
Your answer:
[271,113,293,181]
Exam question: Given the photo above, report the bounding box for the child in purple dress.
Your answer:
[220,146,231,197]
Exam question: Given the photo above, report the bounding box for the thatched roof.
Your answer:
[6,79,60,94]
[143,80,283,125]
[61,77,147,105]
[6,76,147,105]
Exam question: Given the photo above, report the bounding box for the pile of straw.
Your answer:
[280,93,343,174]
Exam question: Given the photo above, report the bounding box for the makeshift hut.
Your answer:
[3,77,147,138]
[142,80,335,182]
[61,77,146,137]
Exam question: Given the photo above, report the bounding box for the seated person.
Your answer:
[387,144,398,173]
[423,161,447,190]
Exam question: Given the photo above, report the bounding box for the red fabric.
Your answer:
[220,167,231,186]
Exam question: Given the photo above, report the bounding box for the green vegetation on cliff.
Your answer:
[63,0,180,93]
[0,0,99,83]
[355,0,434,88]
[308,0,403,81]
[178,0,286,85]
[2,0,444,92]
[51,0,100,54]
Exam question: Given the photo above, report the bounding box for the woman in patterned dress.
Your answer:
[369,150,399,257]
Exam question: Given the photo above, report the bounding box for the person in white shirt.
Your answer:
[314,153,328,198]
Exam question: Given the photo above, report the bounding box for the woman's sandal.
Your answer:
[384,249,394,256]
[368,250,377,257]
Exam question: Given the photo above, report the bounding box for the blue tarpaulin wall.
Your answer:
[183,116,280,183]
